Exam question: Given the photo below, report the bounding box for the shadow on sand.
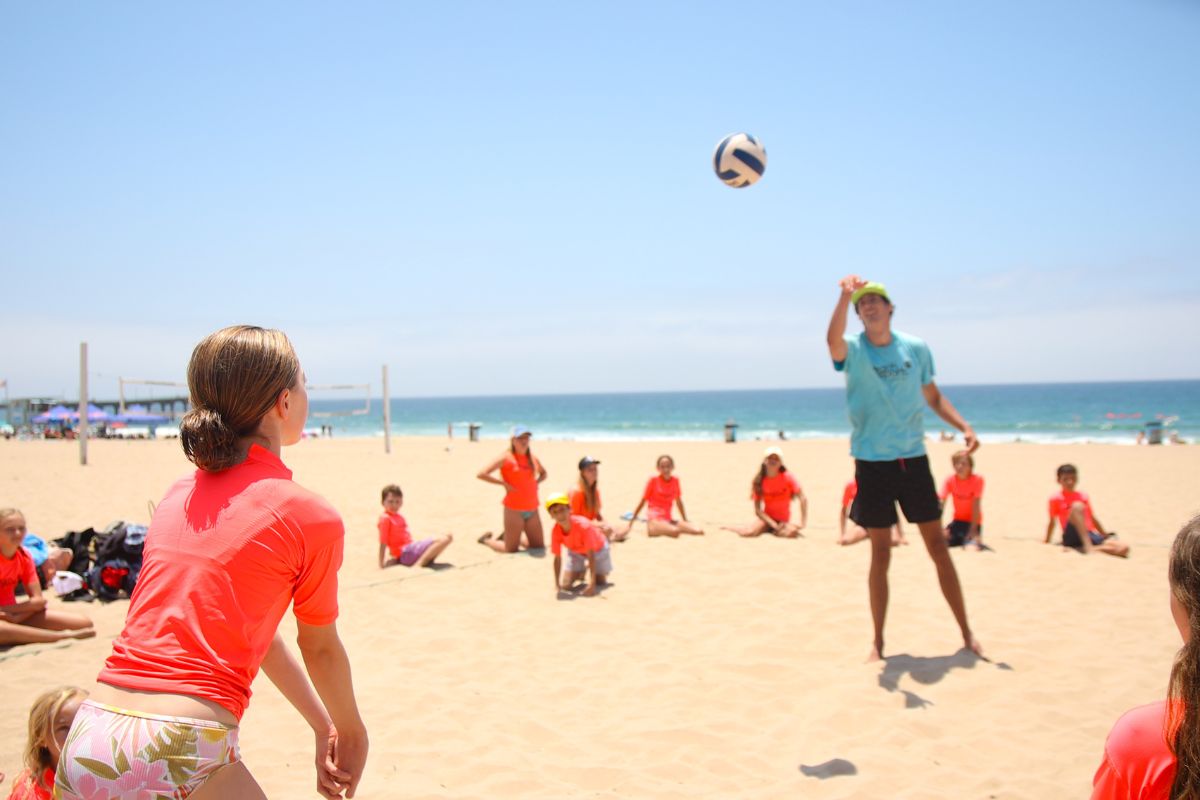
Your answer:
[878,648,1012,708]
[799,758,858,779]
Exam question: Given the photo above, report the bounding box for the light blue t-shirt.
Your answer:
[833,329,934,461]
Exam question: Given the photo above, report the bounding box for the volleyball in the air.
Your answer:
[712,132,767,188]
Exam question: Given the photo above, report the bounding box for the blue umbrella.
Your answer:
[70,403,110,423]
[113,404,170,424]
[32,404,73,424]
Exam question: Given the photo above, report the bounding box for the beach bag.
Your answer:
[93,521,147,566]
[88,558,135,602]
[52,527,98,576]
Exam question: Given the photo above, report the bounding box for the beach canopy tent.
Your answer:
[31,404,74,423]
[112,404,170,424]
[32,403,111,424]
[75,404,110,423]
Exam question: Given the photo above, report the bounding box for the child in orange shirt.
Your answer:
[939,451,985,550]
[721,447,808,537]
[377,485,453,569]
[545,494,612,597]
[0,509,94,646]
[629,455,703,537]
[1046,464,1130,557]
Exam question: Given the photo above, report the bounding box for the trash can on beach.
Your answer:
[1145,420,1164,445]
[468,423,481,442]
[724,419,738,443]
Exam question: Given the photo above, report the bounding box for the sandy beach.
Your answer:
[1,435,1197,798]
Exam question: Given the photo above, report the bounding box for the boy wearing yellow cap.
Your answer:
[826,275,982,661]
[545,494,612,596]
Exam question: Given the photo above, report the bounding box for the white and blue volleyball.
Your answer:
[712,132,767,188]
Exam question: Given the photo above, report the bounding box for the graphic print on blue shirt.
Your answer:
[835,330,934,461]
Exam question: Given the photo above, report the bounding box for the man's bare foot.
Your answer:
[965,634,984,657]
[868,643,883,662]
[63,628,96,640]
[477,533,493,545]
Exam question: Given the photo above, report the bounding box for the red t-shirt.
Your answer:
[98,445,345,720]
[551,515,607,557]
[842,480,857,509]
[643,475,681,521]
[569,487,601,520]
[377,511,412,558]
[500,452,539,511]
[753,472,801,523]
[0,545,37,605]
[7,767,54,799]
[1092,700,1176,799]
[1049,489,1094,531]
[940,474,984,523]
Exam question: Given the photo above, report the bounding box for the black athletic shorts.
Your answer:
[851,456,941,528]
[1063,523,1105,550]
[945,519,981,547]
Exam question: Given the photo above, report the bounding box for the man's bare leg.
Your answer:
[916,520,983,656]
[867,527,892,660]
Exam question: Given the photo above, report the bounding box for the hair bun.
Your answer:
[180,407,241,472]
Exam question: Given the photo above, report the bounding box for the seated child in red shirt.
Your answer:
[545,493,612,597]
[0,508,94,646]
[377,485,453,569]
[940,450,985,550]
[1046,464,1129,558]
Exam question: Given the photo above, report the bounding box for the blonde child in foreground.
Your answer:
[6,686,87,800]
[1091,513,1200,797]
[377,485,453,569]
[545,494,612,597]
[0,509,93,646]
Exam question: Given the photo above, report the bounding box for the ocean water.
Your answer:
[307,380,1198,445]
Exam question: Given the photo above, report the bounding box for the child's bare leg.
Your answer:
[1068,503,1093,553]
[677,521,704,535]
[891,524,909,546]
[417,535,454,567]
[775,523,801,538]
[1098,539,1131,558]
[647,520,680,538]
[722,521,768,537]
[523,514,546,550]
[611,521,632,542]
[839,523,870,546]
[0,619,94,645]
[560,570,584,591]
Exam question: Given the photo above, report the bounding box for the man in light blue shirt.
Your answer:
[827,275,982,661]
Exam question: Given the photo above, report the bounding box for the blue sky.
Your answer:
[2,0,1197,400]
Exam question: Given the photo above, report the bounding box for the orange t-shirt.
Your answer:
[500,452,540,511]
[98,445,345,720]
[753,472,801,523]
[1049,489,1093,531]
[842,480,857,509]
[377,511,411,558]
[643,475,681,521]
[551,515,607,557]
[0,545,37,606]
[569,487,601,520]
[940,474,984,523]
